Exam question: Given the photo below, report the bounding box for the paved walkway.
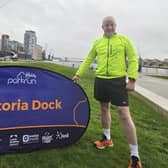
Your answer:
[137,74,168,99]
[135,74,168,113]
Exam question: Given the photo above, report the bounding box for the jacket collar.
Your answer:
[103,33,117,39]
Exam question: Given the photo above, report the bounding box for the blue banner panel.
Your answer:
[0,66,90,154]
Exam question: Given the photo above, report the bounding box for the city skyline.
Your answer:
[0,0,167,60]
[0,30,44,60]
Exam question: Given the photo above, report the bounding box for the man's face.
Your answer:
[102,18,116,37]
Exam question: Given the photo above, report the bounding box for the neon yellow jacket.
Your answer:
[76,34,138,79]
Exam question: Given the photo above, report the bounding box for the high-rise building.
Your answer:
[33,44,43,60]
[9,40,24,53]
[24,31,37,58]
[9,40,18,52]
[1,34,10,51]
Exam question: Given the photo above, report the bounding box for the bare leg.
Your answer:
[100,102,111,129]
[94,102,113,148]
[117,106,137,145]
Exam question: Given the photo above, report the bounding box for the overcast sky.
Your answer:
[0,0,167,60]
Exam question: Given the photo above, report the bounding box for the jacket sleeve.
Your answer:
[125,37,139,80]
[75,41,97,77]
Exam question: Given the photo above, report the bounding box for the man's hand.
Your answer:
[126,80,135,91]
[72,75,80,82]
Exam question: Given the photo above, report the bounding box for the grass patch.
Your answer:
[0,61,168,168]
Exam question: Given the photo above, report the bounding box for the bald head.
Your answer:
[102,16,117,37]
[102,16,116,26]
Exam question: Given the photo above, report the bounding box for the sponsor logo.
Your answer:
[9,134,20,147]
[55,131,69,140]
[7,72,37,85]
[23,134,39,144]
[42,132,53,144]
[122,101,127,105]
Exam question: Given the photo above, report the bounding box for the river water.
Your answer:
[52,60,168,76]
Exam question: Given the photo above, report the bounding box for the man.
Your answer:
[72,16,142,168]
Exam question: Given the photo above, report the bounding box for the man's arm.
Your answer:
[125,37,138,91]
[72,41,97,81]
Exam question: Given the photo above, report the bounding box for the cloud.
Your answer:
[0,0,167,59]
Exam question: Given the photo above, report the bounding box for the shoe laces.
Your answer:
[100,134,107,142]
[131,156,139,168]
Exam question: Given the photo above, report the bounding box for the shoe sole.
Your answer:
[95,144,114,149]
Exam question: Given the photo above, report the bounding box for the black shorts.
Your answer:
[94,77,129,106]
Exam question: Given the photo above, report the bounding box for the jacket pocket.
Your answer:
[111,44,125,57]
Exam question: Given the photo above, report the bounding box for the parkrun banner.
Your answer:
[0,66,90,154]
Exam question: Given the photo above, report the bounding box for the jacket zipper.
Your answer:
[110,44,112,56]
[106,39,111,75]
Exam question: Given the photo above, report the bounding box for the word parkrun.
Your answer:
[0,99,62,112]
[7,72,37,85]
